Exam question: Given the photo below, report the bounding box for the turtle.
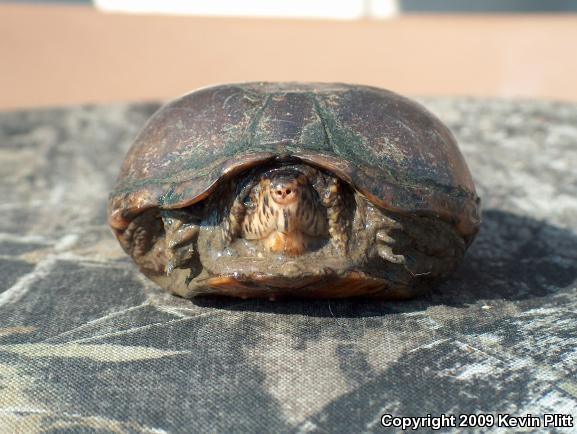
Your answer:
[108,82,481,300]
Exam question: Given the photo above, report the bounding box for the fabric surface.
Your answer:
[0,99,576,433]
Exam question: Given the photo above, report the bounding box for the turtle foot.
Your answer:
[374,214,465,281]
[375,229,407,264]
[161,210,201,276]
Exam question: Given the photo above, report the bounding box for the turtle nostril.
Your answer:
[271,181,298,203]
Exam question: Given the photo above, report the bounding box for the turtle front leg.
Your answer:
[161,210,200,275]
[322,178,349,253]
[222,196,246,245]
[374,211,465,281]
[372,209,408,265]
[222,179,258,245]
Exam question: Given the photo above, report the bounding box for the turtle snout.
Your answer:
[271,180,299,205]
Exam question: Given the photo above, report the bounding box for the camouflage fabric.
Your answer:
[0,99,576,433]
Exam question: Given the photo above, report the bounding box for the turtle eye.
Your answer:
[243,195,255,209]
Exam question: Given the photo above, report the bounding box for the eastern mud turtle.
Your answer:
[108,83,480,299]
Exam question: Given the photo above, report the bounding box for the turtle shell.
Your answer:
[108,83,480,242]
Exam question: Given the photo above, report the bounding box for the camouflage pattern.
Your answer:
[108,83,480,242]
[1,99,576,433]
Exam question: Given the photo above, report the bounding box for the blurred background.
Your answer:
[1,0,577,109]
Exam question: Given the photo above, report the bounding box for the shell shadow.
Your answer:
[191,209,577,317]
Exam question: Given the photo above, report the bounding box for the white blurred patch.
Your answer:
[94,0,399,20]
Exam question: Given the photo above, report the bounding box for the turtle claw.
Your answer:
[376,243,405,264]
[375,228,406,264]
[376,231,395,245]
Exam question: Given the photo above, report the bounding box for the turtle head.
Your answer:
[267,170,302,206]
[264,168,309,208]
[241,167,326,255]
